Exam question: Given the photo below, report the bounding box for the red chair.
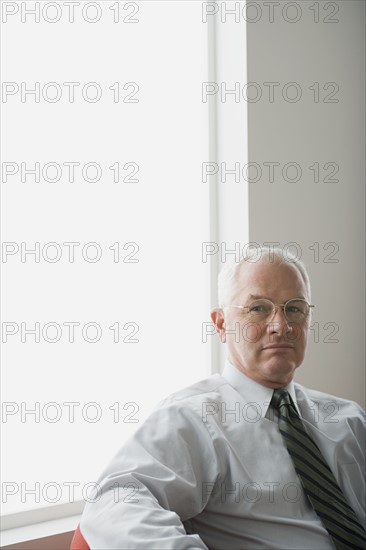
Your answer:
[70,524,90,550]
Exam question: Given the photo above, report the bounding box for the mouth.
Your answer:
[262,345,294,351]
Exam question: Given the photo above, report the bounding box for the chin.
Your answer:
[264,361,296,380]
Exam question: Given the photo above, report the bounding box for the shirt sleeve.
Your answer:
[80,399,220,549]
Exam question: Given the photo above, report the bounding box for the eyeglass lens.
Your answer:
[247,299,309,322]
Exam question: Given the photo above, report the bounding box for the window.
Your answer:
[1,0,248,525]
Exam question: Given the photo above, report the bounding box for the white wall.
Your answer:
[247,0,365,407]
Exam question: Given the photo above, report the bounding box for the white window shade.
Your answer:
[1,0,248,521]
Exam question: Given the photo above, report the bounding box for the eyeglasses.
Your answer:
[224,298,315,323]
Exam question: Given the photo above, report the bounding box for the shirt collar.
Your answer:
[221,359,299,418]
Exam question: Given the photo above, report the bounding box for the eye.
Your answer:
[285,300,309,318]
[247,300,272,315]
[287,305,300,313]
[250,305,266,313]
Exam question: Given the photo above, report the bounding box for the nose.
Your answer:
[266,305,291,333]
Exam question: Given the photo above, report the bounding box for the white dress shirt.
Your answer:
[81,361,366,549]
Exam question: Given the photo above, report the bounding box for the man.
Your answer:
[79,248,365,549]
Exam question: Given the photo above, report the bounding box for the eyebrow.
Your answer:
[247,294,307,301]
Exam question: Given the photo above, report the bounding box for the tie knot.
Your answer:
[271,389,292,410]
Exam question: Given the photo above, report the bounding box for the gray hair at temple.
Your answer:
[217,246,311,307]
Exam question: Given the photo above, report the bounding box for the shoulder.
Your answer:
[294,382,366,426]
[145,374,243,439]
[129,375,234,454]
[156,374,233,415]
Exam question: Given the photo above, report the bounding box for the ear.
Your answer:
[211,308,226,342]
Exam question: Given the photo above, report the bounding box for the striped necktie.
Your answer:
[271,389,366,550]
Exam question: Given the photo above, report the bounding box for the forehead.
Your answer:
[232,260,308,301]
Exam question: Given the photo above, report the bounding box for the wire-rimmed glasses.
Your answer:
[223,298,314,323]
